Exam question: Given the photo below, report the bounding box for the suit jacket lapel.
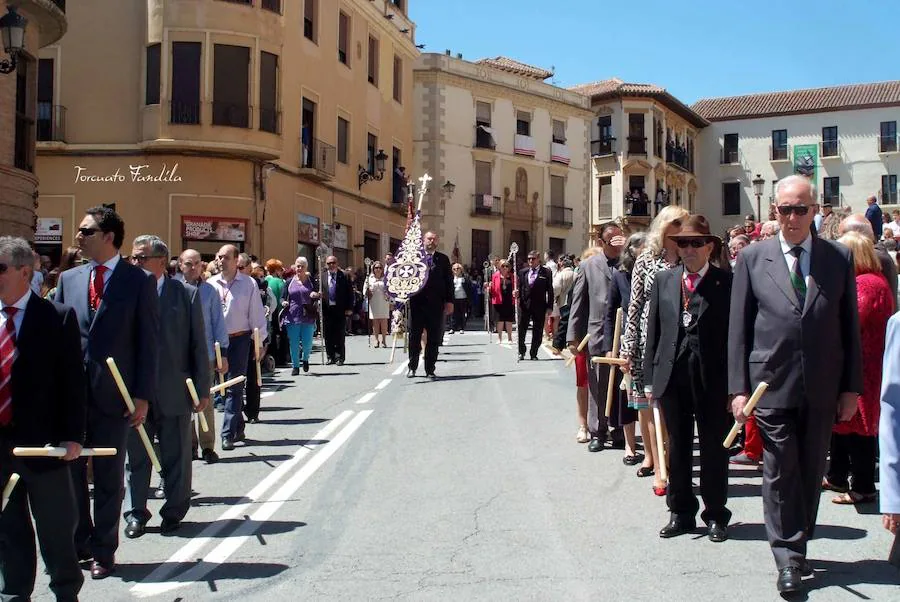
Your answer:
[669,266,684,321]
[764,242,801,310]
[696,265,721,320]
[803,240,824,316]
[14,294,41,369]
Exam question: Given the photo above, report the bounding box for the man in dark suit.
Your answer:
[123,235,210,539]
[643,215,732,543]
[322,255,354,365]
[407,231,453,378]
[728,175,863,594]
[0,236,86,601]
[516,250,554,360]
[55,206,160,580]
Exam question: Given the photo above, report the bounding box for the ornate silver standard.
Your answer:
[315,243,330,366]
[364,257,373,347]
[385,173,432,364]
[483,260,491,338]
[509,242,519,360]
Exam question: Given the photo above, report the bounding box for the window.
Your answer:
[592,115,613,155]
[722,182,741,215]
[550,175,565,205]
[475,161,492,195]
[393,55,402,102]
[171,41,202,124]
[301,98,316,167]
[548,237,566,256]
[475,102,493,149]
[471,229,491,269]
[367,133,377,173]
[392,146,401,172]
[14,58,34,172]
[552,119,566,144]
[259,51,279,133]
[36,58,56,142]
[338,12,350,65]
[304,0,317,42]
[367,36,379,86]
[881,121,897,153]
[516,111,531,136]
[337,117,349,164]
[627,113,645,154]
[882,175,898,203]
[145,44,160,105]
[722,133,739,163]
[262,0,281,13]
[213,44,250,128]
[823,177,840,205]
[771,129,787,160]
[822,126,838,157]
[654,116,663,157]
[476,101,491,127]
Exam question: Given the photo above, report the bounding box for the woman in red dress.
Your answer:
[825,231,894,504]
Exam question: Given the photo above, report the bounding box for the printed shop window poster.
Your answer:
[297,213,320,244]
[793,144,818,182]
[182,216,247,242]
[35,217,63,243]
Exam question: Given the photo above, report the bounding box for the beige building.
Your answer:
[0,0,67,240]
[570,78,707,241]
[413,53,591,267]
[31,0,417,267]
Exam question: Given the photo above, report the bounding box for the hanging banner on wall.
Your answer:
[35,218,63,244]
[182,216,247,242]
[793,144,818,183]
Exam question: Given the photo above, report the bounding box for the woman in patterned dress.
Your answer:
[621,205,689,496]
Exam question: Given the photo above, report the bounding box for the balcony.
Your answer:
[625,193,650,217]
[169,100,201,125]
[475,125,496,149]
[881,189,899,204]
[820,192,845,206]
[769,144,790,162]
[300,138,336,180]
[627,136,647,156]
[720,148,740,165]
[551,141,570,165]
[820,140,840,159]
[514,134,536,157]
[591,137,616,157]
[546,205,573,228]
[879,135,899,154]
[471,194,502,217]
[212,102,251,129]
[36,104,66,143]
[665,143,693,173]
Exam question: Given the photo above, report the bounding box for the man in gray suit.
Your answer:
[123,235,210,538]
[55,206,160,579]
[566,223,625,451]
[728,175,863,594]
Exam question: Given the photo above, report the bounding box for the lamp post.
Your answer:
[0,7,27,75]
[358,149,389,189]
[441,180,455,199]
[752,174,765,224]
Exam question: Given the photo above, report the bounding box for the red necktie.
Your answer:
[686,273,700,293]
[89,265,108,311]
[0,307,18,426]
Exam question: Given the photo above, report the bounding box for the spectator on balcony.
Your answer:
[393,166,408,205]
[654,189,667,214]
[866,195,884,239]
[301,120,311,168]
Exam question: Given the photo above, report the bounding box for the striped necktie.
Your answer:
[789,247,806,307]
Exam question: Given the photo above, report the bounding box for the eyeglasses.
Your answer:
[675,239,711,249]
[130,254,163,263]
[78,227,100,237]
[326,261,336,265]
[237,265,248,271]
[776,204,815,216]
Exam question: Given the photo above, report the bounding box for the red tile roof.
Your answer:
[475,56,554,81]
[569,78,708,128]
[692,81,900,121]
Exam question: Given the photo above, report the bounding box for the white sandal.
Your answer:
[576,425,590,443]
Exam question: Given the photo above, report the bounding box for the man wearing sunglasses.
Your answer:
[55,206,160,579]
[322,256,354,365]
[727,175,862,594]
[643,215,733,544]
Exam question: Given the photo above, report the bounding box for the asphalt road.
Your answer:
[34,326,899,601]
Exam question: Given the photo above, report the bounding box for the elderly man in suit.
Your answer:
[516,250,554,361]
[567,224,625,450]
[123,236,210,538]
[643,216,732,543]
[321,255,354,366]
[728,175,863,594]
[0,237,86,601]
[407,231,453,379]
[55,206,159,580]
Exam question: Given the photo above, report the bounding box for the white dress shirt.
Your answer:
[0,289,32,336]
[89,254,121,294]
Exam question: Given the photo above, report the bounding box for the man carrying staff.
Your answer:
[55,206,159,579]
[407,231,453,379]
[567,224,624,451]
[728,175,862,594]
[123,236,210,538]
[643,215,732,543]
[0,237,86,601]
[208,245,267,451]
[180,248,229,464]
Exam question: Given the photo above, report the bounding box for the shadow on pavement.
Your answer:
[727,522,868,541]
[213,453,294,465]
[259,418,329,426]
[261,406,304,413]
[803,558,900,594]
[140,519,308,541]
[309,372,361,377]
[424,373,505,382]
[190,495,246,507]
[112,560,291,583]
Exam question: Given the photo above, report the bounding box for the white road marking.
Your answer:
[132,410,374,598]
[374,379,391,390]
[261,391,275,399]
[130,410,353,595]
[356,391,377,404]
[392,363,406,376]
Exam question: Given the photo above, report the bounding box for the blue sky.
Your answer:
[410,0,899,103]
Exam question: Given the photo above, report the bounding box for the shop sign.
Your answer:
[182,216,246,242]
[297,214,320,244]
[35,217,63,243]
[325,224,349,249]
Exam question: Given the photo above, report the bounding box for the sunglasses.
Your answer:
[78,227,100,237]
[130,254,163,263]
[776,205,815,216]
[326,261,336,265]
[675,239,711,249]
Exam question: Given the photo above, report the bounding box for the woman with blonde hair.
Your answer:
[621,205,688,496]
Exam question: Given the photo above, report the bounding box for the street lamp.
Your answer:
[752,173,765,223]
[441,180,455,199]
[0,7,27,75]
[358,149,389,189]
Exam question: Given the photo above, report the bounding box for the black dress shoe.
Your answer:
[798,558,813,576]
[426,372,437,380]
[160,519,181,534]
[302,361,309,373]
[221,437,234,451]
[326,358,335,365]
[659,517,697,538]
[337,359,344,366]
[776,567,803,593]
[707,521,728,542]
[406,368,416,378]
[124,518,145,539]
[192,448,200,461]
[291,367,300,376]
[153,487,165,500]
[90,561,115,580]
[76,549,93,562]
[247,417,260,424]
[530,355,538,360]
[201,448,219,464]
[518,353,525,361]
[587,438,604,452]
[234,432,246,442]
